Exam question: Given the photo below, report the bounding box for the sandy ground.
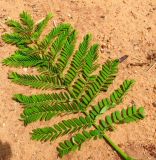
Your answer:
[0,0,156,160]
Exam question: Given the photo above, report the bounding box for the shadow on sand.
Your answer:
[0,140,12,160]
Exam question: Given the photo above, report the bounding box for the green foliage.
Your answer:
[2,50,47,67]
[14,92,71,107]
[82,43,99,78]
[2,12,145,160]
[9,72,64,89]
[32,13,53,40]
[57,105,145,157]
[98,105,145,131]
[31,115,93,142]
[89,79,135,120]
[64,34,92,85]
[21,100,81,125]
[57,129,101,157]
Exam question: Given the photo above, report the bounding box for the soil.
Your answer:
[0,0,156,160]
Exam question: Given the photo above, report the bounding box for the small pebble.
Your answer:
[67,13,72,18]
[101,43,106,48]
[100,44,106,53]
[100,15,105,19]
[147,27,151,31]
[23,68,27,72]
[134,46,140,50]
[9,107,15,111]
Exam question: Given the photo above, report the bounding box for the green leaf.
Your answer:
[57,30,77,72]
[31,116,92,141]
[20,11,34,31]
[14,92,70,107]
[82,44,99,78]
[6,20,27,34]
[2,50,47,67]
[2,33,31,45]
[64,34,92,85]
[57,129,100,157]
[98,106,146,131]
[2,11,146,160]
[32,13,53,40]
[89,79,135,120]
[9,72,64,90]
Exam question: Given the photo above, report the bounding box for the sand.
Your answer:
[0,0,156,160]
